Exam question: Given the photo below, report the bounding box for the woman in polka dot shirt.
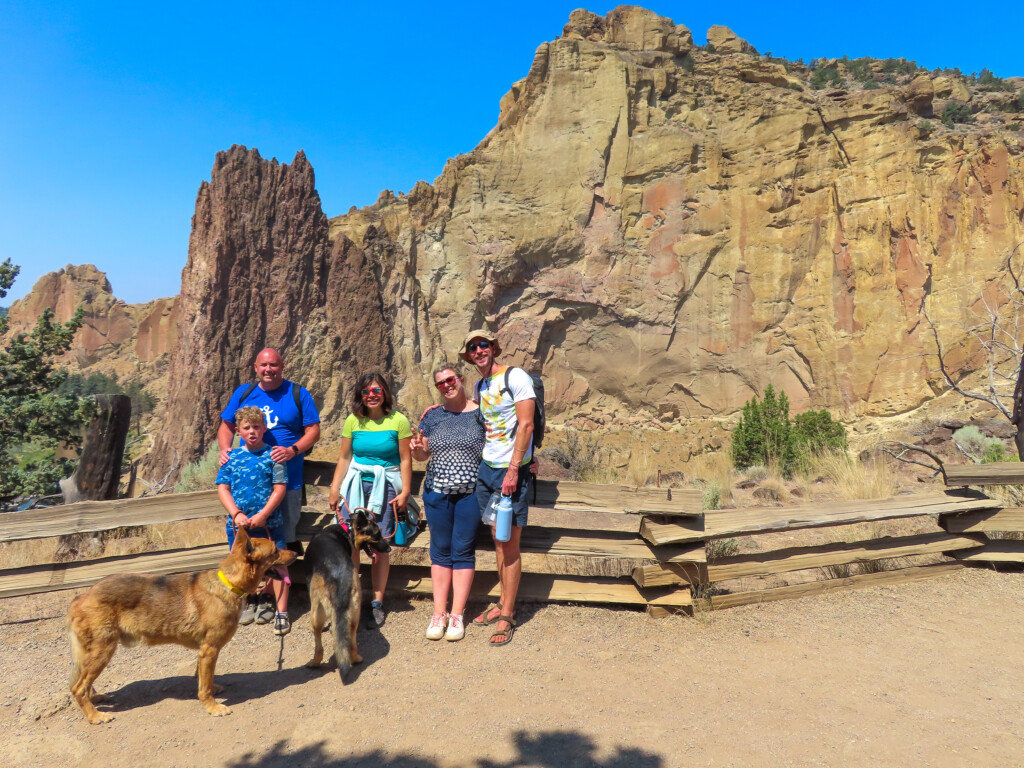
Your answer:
[410,362,486,642]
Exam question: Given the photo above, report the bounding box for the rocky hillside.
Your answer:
[5,264,178,400]
[13,7,1024,479]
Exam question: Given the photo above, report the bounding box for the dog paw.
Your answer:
[351,653,363,665]
[206,703,232,717]
[90,692,113,704]
[304,658,322,669]
[210,683,225,695]
[87,712,115,725]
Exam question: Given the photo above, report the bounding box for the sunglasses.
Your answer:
[466,340,491,353]
[360,387,383,397]
[435,375,459,390]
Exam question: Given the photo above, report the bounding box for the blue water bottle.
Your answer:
[393,501,408,546]
[495,495,513,542]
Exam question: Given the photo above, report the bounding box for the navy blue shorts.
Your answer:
[474,461,531,528]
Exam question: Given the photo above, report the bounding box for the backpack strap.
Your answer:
[292,382,303,423]
[238,382,259,408]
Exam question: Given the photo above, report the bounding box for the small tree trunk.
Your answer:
[1012,356,1024,461]
[56,394,132,561]
[60,394,132,503]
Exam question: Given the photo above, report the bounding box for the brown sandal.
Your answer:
[472,603,502,626]
[489,616,516,646]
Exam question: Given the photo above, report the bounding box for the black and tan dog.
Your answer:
[67,527,296,724]
[304,510,388,681]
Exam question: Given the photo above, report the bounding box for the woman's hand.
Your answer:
[392,493,409,514]
[410,428,430,460]
[328,488,341,513]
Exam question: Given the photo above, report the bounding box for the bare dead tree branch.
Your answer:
[876,440,946,482]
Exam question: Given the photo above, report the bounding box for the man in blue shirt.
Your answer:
[218,348,321,552]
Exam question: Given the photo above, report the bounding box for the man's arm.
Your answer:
[501,399,535,496]
[269,422,320,465]
[217,421,236,466]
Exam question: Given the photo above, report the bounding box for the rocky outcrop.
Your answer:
[143,146,389,478]
[30,7,1024,475]
[326,6,1024,434]
[706,25,757,55]
[6,265,177,382]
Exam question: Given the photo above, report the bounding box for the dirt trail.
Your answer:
[2,568,1022,767]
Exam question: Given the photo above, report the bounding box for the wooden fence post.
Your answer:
[60,394,132,503]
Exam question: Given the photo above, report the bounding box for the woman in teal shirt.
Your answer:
[329,372,413,627]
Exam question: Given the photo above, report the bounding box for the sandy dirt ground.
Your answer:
[2,568,1022,768]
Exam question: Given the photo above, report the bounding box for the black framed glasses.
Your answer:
[466,340,491,353]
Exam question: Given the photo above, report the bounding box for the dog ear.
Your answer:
[234,526,254,555]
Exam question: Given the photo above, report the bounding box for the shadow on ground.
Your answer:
[224,732,662,768]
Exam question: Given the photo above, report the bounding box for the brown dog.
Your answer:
[304,511,389,681]
[67,527,296,724]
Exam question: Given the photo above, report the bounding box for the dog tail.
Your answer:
[68,612,84,688]
[333,611,353,681]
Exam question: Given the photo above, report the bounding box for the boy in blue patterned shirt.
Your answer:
[216,405,291,634]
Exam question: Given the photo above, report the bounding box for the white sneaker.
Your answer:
[445,613,465,642]
[425,612,447,641]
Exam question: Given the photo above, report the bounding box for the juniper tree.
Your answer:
[0,260,92,501]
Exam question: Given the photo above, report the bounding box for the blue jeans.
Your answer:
[422,488,479,569]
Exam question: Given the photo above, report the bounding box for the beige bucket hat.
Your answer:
[458,329,502,362]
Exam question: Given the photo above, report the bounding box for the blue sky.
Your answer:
[1,1,1020,304]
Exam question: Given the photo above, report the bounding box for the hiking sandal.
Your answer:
[472,603,502,626]
[489,616,516,646]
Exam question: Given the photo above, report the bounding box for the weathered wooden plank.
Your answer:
[385,566,692,607]
[0,491,224,543]
[706,533,984,582]
[942,508,1024,533]
[953,540,1024,563]
[944,463,1024,486]
[632,562,707,587]
[696,492,996,540]
[302,460,700,515]
[709,562,965,610]
[640,516,706,546]
[0,545,226,599]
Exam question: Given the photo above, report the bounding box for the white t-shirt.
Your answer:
[477,367,536,468]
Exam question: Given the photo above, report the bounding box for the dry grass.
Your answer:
[820,563,853,579]
[802,450,897,500]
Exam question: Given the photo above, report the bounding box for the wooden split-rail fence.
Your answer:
[2,460,1023,616]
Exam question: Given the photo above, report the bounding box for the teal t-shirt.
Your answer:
[342,412,412,478]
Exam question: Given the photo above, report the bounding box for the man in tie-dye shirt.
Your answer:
[459,329,535,647]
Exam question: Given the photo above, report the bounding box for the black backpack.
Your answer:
[237,381,304,422]
[476,368,546,449]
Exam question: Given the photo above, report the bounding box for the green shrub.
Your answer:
[733,390,847,477]
[174,443,220,494]
[953,425,1015,463]
[793,409,848,455]
[810,63,842,89]
[731,385,798,473]
[941,101,974,126]
[702,480,722,510]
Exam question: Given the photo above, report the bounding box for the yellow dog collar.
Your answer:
[217,570,246,597]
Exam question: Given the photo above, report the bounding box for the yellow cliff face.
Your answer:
[329,7,1024,429]
[12,8,1024,477]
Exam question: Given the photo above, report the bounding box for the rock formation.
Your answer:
[143,146,390,478]
[327,6,1024,433]
[5,264,178,389]
[17,6,1024,476]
